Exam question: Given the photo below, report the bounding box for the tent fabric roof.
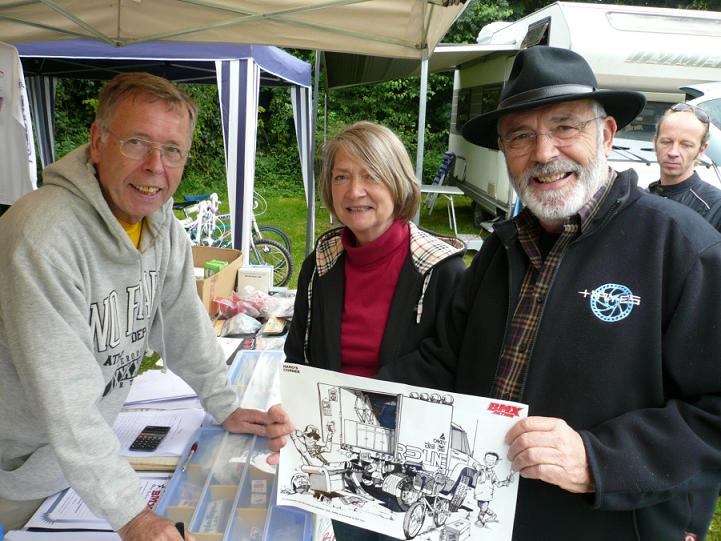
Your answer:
[15,40,311,87]
[1,1,467,60]
[324,43,517,89]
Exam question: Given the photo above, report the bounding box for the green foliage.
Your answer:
[53,79,103,160]
[177,84,226,198]
[444,0,514,43]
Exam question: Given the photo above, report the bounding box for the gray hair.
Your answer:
[95,72,198,138]
[320,121,420,222]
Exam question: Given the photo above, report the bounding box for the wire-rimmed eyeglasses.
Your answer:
[669,103,710,125]
[107,131,189,168]
[499,116,606,155]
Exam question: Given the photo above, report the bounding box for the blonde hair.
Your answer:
[95,72,198,136]
[320,121,420,222]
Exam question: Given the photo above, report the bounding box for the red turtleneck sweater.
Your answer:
[340,219,410,377]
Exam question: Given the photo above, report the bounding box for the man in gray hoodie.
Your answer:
[0,73,292,540]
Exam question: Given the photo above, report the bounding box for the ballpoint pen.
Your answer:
[180,442,198,472]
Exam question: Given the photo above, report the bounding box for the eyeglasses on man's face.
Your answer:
[499,116,606,155]
[106,131,189,168]
[670,103,710,125]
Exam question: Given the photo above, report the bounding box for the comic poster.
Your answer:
[278,364,528,541]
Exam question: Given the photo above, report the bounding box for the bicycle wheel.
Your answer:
[249,239,294,287]
[253,225,292,252]
[210,214,233,248]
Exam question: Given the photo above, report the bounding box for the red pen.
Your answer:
[180,442,198,472]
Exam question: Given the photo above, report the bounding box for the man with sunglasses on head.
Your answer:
[648,103,721,232]
[0,73,293,540]
[379,46,721,540]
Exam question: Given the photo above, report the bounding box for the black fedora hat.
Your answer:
[462,46,646,150]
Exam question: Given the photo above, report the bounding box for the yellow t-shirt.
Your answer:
[118,218,143,249]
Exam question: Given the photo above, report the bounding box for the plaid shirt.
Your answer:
[490,170,616,402]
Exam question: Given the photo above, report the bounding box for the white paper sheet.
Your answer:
[278,364,527,541]
[113,409,205,457]
[123,367,196,405]
[23,473,170,531]
[122,396,203,410]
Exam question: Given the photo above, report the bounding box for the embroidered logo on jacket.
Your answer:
[578,283,641,322]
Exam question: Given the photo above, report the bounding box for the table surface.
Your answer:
[419,184,464,195]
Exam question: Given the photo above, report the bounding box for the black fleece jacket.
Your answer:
[380,169,721,541]
[648,171,721,232]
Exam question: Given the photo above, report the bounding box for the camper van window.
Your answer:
[617,101,668,142]
[520,17,550,49]
[452,84,501,135]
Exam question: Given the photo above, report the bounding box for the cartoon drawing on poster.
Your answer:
[278,364,527,540]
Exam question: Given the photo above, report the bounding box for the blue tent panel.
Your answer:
[15,40,311,87]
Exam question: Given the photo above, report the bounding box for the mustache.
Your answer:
[517,160,583,182]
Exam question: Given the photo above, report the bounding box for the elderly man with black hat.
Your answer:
[379,46,721,540]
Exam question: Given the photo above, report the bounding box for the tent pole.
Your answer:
[306,49,321,256]
[413,54,429,225]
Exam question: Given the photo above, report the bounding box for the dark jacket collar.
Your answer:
[648,170,702,196]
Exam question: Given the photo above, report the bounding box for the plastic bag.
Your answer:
[220,312,262,337]
[236,285,295,319]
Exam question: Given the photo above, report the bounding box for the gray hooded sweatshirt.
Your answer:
[0,145,239,529]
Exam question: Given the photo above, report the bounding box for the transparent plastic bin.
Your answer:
[228,350,284,412]
[156,422,313,540]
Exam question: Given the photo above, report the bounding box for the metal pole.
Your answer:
[413,55,429,225]
[306,50,321,256]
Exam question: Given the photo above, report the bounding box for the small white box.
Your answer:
[237,266,273,294]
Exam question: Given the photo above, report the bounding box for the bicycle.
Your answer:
[251,191,292,252]
[173,193,294,287]
[174,193,230,247]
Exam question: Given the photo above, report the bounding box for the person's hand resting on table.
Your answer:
[222,404,294,464]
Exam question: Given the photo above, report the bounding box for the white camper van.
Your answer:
[443,2,721,221]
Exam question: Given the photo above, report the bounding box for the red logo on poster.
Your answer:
[488,402,524,417]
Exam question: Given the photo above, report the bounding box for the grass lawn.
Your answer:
[711,500,721,541]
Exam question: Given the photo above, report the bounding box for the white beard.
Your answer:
[508,145,609,225]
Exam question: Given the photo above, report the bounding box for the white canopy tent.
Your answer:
[0,1,466,59]
[2,0,469,253]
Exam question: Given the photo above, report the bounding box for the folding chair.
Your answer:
[423,151,456,215]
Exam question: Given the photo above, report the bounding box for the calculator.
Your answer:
[129,425,171,452]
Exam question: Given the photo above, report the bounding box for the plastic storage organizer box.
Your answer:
[155,350,313,541]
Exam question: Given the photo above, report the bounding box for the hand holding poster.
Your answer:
[278,364,527,540]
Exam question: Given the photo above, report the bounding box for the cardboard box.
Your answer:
[192,246,243,316]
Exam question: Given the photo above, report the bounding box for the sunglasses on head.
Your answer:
[670,103,710,124]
